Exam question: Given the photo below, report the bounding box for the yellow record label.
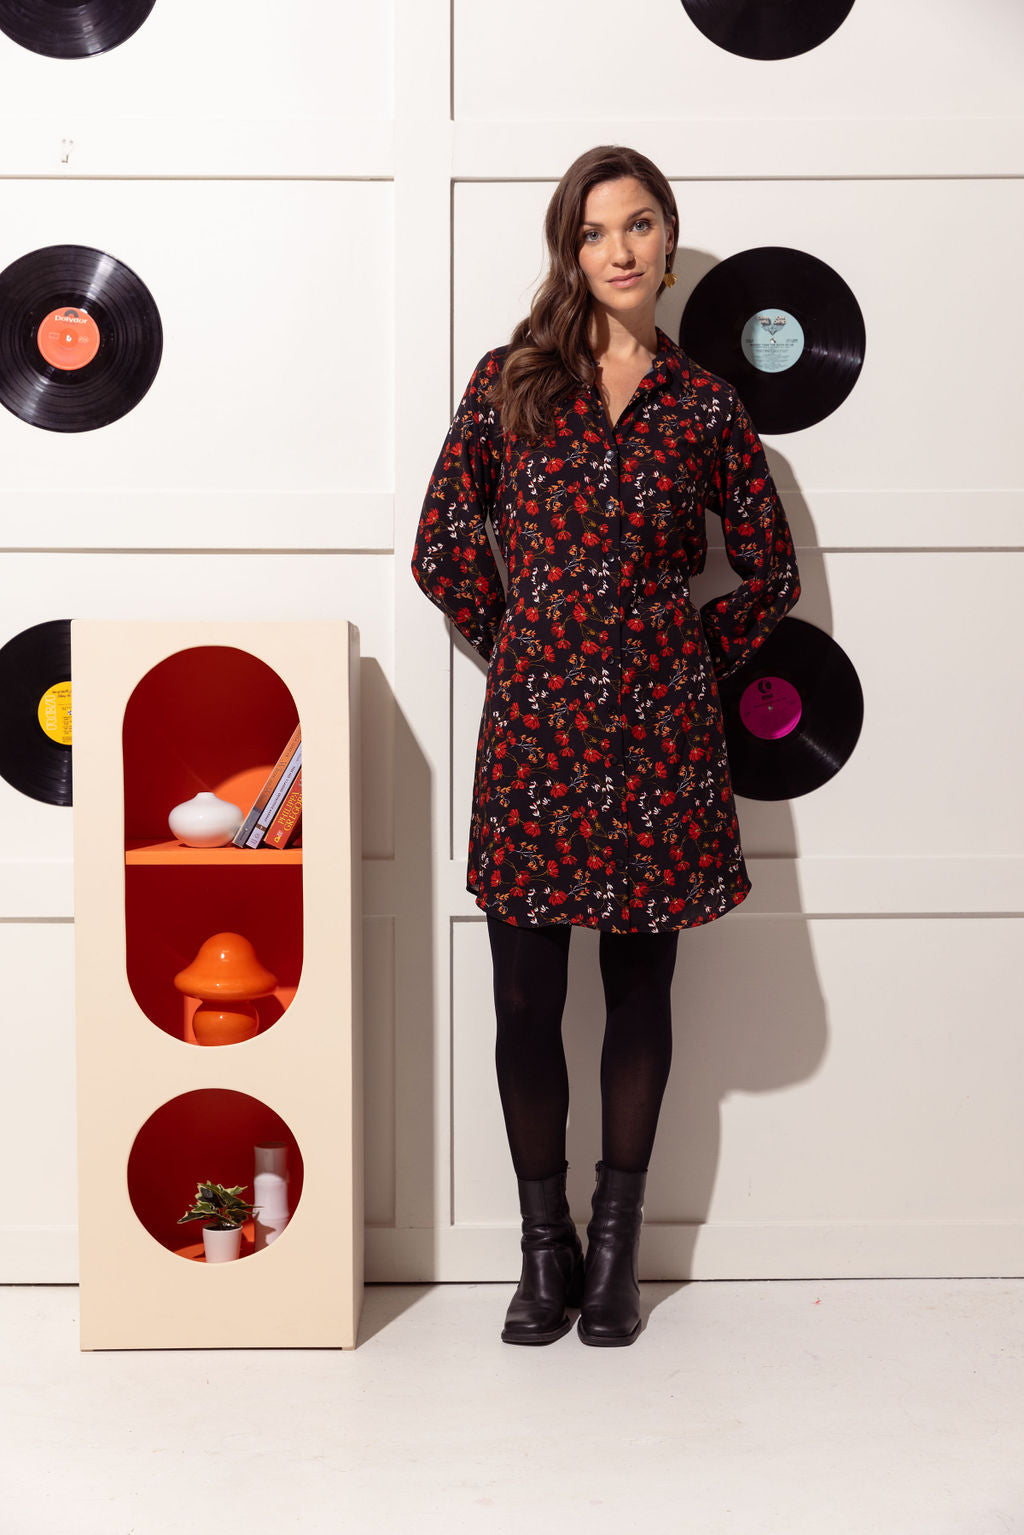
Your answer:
[38,681,72,746]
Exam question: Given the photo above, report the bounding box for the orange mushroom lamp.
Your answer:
[173,932,278,1046]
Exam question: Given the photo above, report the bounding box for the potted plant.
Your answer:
[177,1180,257,1263]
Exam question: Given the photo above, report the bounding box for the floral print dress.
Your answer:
[411,325,801,933]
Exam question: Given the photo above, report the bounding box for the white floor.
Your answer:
[2,1280,1022,1535]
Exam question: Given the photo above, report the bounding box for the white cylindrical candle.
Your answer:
[253,1141,290,1250]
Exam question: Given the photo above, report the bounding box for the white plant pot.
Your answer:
[168,792,243,848]
[202,1225,243,1263]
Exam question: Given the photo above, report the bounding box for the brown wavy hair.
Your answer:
[487,144,679,442]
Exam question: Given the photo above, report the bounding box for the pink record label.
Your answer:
[739,675,802,740]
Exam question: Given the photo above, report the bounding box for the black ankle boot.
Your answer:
[501,1162,585,1345]
[577,1160,647,1347]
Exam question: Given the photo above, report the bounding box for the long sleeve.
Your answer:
[699,390,801,683]
[410,350,507,663]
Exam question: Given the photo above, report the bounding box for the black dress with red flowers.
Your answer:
[411,325,801,933]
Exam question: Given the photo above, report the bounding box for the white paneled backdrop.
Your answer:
[0,0,1021,1283]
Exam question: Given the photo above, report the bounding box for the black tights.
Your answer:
[486,913,679,1180]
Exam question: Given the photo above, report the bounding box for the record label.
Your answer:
[740,308,804,374]
[38,681,72,746]
[36,306,101,371]
[738,675,802,740]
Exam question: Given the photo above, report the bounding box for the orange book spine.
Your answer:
[265,769,302,849]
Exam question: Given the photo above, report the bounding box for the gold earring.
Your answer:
[662,271,677,289]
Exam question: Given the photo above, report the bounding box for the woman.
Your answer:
[411,145,800,1347]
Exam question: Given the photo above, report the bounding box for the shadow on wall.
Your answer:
[363,680,438,1291]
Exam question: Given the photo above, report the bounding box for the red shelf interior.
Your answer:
[128,1089,304,1259]
[125,864,302,1041]
[122,645,303,1040]
[122,644,300,847]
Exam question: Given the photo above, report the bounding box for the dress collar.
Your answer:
[583,324,686,379]
[578,323,697,414]
[652,324,697,402]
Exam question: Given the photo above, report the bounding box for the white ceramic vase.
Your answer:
[202,1225,243,1263]
[168,792,243,848]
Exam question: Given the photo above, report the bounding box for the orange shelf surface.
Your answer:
[126,840,302,865]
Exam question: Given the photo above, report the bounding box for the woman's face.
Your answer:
[576,175,675,320]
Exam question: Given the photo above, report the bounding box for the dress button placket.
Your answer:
[598,407,629,920]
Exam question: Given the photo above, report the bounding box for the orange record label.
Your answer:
[36,307,100,371]
[38,681,72,746]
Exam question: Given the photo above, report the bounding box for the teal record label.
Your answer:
[741,308,805,374]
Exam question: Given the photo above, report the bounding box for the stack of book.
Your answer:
[232,725,302,849]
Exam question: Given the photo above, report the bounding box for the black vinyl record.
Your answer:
[718,617,862,800]
[680,245,865,434]
[0,619,73,806]
[0,244,162,432]
[0,0,155,58]
[681,0,856,60]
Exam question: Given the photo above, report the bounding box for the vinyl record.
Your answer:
[680,0,856,60]
[717,617,862,800]
[0,244,162,432]
[0,0,155,58]
[0,619,73,806]
[680,245,865,434]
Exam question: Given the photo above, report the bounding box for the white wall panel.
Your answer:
[0,552,394,897]
[0,181,393,536]
[0,0,1015,1286]
[0,922,76,1280]
[453,549,1024,875]
[0,3,392,168]
[453,179,1024,543]
[702,549,1022,860]
[454,0,1024,124]
[452,119,1024,182]
[452,916,1024,1277]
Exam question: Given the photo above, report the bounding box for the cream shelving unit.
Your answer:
[72,620,363,1349]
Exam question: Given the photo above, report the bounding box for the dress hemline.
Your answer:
[468,873,753,935]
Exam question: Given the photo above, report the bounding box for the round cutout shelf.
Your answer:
[127,1089,304,1261]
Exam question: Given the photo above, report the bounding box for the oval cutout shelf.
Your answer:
[122,646,303,1042]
